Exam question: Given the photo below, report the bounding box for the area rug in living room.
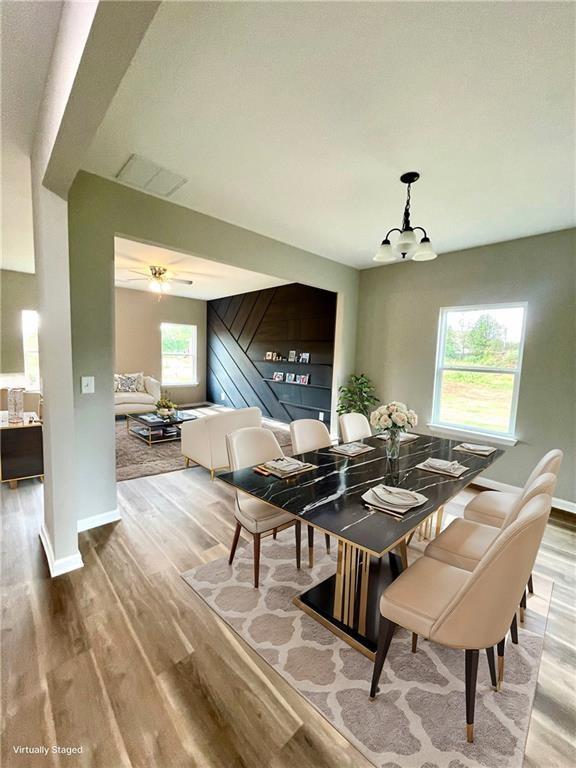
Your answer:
[182,530,552,768]
[115,413,293,481]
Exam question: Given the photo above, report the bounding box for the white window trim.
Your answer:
[430,302,527,442]
[160,322,198,387]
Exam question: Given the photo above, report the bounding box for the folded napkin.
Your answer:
[361,485,427,515]
[262,457,315,477]
[331,442,375,457]
[416,457,468,478]
[454,442,496,456]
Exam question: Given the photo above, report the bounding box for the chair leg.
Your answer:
[411,632,418,654]
[527,574,534,595]
[510,613,518,645]
[294,521,301,570]
[325,533,331,553]
[519,589,527,623]
[497,638,505,691]
[253,533,261,588]
[185,457,190,468]
[465,649,479,743]
[272,528,277,540]
[485,646,497,690]
[307,525,314,568]
[229,522,242,565]
[370,617,396,698]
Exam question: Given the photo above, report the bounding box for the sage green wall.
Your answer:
[356,228,576,504]
[0,269,38,373]
[115,287,207,405]
[68,172,359,521]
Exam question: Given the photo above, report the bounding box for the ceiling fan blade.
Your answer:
[118,277,150,282]
[171,278,194,285]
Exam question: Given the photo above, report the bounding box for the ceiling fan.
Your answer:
[120,264,194,295]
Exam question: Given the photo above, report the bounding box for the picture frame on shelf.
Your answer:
[288,350,297,362]
[298,352,310,363]
[265,351,274,360]
[296,374,310,385]
[286,373,295,383]
[272,372,285,382]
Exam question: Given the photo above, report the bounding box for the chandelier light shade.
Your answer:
[373,171,437,264]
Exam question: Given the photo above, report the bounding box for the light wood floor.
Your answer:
[1,469,575,767]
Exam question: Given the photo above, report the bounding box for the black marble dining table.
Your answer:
[218,432,504,657]
[218,433,504,556]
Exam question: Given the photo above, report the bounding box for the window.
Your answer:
[22,310,40,390]
[432,304,527,438]
[161,323,197,385]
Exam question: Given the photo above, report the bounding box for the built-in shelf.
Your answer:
[264,378,331,391]
[257,360,333,367]
[278,400,326,413]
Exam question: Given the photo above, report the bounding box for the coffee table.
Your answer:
[126,410,197,446]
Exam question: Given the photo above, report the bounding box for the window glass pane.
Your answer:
[22,310,40,389]
[443,307,525,369]
[160,323,197,385]
[438,370,515,433]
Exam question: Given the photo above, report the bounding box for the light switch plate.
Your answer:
[81,376,95,394]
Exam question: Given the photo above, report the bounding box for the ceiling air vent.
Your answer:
[115,154,187,197]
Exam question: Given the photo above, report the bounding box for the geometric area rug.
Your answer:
[182,529,552,768]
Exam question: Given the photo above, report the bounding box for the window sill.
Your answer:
[427,423,518,447]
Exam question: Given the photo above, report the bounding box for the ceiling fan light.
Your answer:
[373,240,397,263]
[149,281,161,293]
[412,237,438,262]
[395,228,417,256]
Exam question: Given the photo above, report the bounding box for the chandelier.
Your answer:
[373,172,437,263]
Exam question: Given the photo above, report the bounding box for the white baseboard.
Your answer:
[474,476,576,514]
[77,508,121,532]
[39,524,84,577]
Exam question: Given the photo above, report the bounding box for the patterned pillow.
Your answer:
[115,372,145,393]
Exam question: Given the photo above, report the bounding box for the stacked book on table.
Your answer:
[330,442,375,457]
[361,485,427,518]
[259,457,316,478]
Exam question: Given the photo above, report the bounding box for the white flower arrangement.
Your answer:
[370,401,418,432]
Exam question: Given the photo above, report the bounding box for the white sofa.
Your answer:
[181,406,262,475]
[114,376,161,416]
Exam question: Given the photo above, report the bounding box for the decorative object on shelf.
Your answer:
[156,397,177,418]
[272,372,284,382]
[286,373,296,383]
[298,352,310,363]
[337,374,379,418]
[288,350,297,362]
[370,401,418,459]
[265,351,274,360]
[373,172,437,264]
[7,388,25,424]
[296,374,310,385]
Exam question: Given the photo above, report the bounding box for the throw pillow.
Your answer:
[115,373,144,393]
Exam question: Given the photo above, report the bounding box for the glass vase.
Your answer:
[386,429,401,459]
[8,387,25,424]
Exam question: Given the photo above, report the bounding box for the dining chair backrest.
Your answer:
[430,494,551,650]
[339,412,371,443]
[524,449,563,490]
[226,427,283,472]
[290,419,331,455]
[503,472,557,529]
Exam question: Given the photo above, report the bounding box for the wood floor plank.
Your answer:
[1,473,574,768]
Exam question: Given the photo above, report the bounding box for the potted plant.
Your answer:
[337,374,379,418]
[156,398,176,418]
[370,402,418,458]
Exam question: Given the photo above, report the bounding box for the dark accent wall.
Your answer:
[207,283,337,426]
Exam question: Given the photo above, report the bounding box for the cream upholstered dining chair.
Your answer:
[464,449,563,529]
[464,448,562,595]
[339,412,371,443]
[370,493,552,743]
[424,472,556,638]
[226,427,301,588]
[289,419,332,562]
